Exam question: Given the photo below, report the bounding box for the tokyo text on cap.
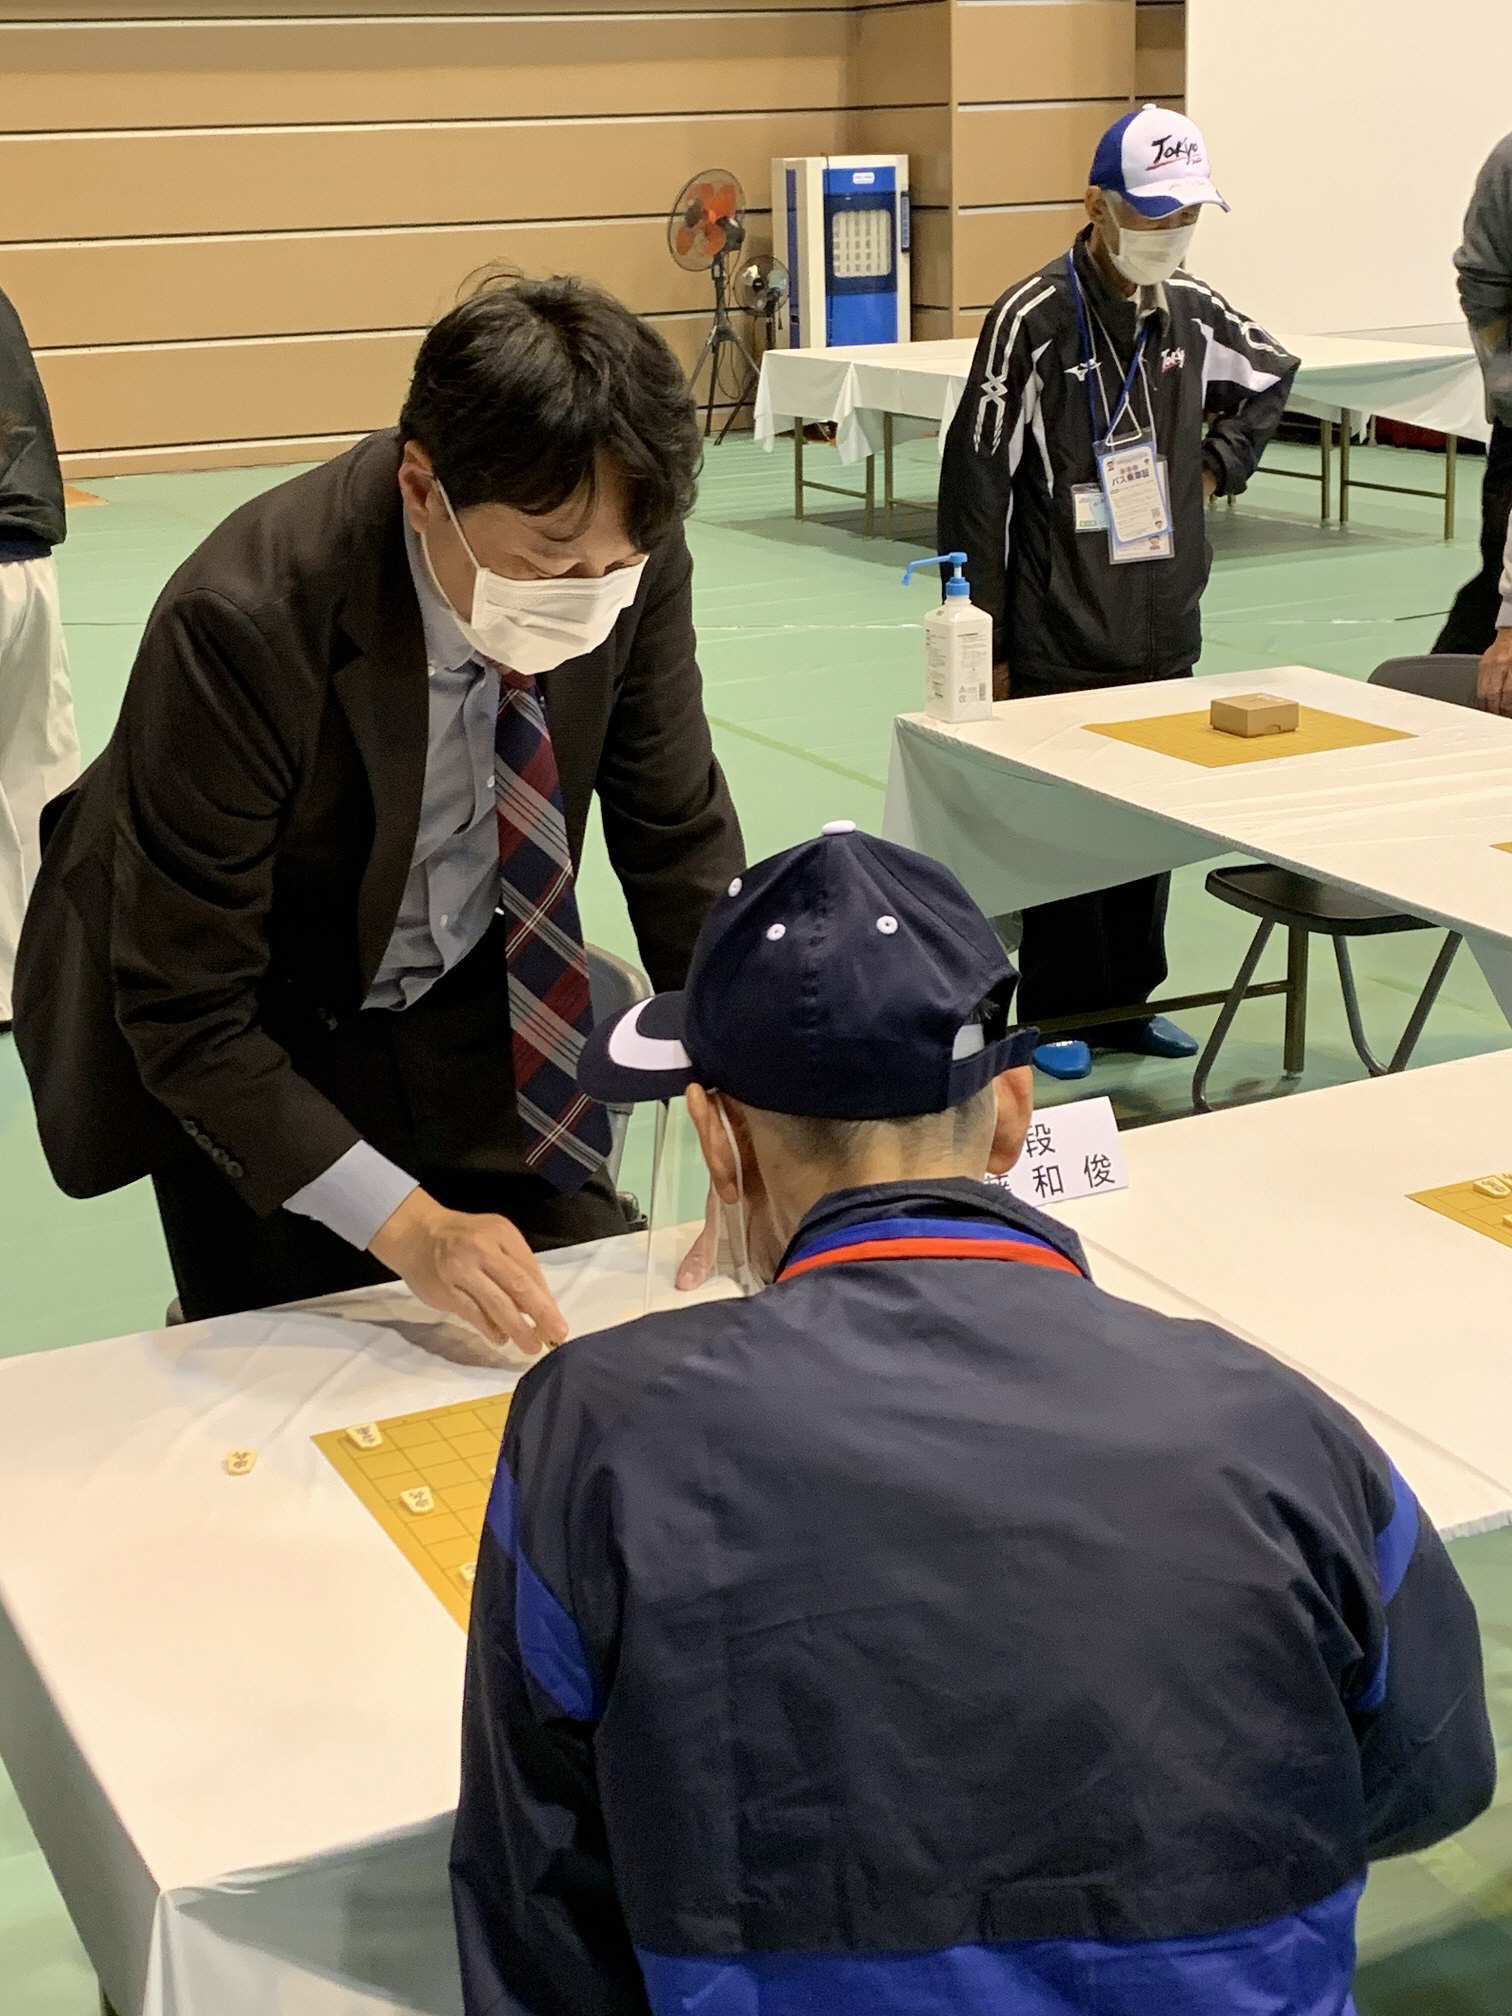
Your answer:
[578,824,1039,1118]
[1090,104,1229,219]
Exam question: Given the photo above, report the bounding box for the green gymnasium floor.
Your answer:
[4,433,1512,2012]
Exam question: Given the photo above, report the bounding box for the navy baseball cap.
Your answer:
[578,824,1038,1118]
[1090,105,1228,219]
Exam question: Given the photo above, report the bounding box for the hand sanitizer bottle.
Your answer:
[901,552,994,723]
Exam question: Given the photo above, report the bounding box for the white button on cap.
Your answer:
[876,915,899,935]
[766,923,786,941]
[822,820,856,835]
[728,877,742,896]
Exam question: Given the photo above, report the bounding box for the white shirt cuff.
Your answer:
[283,1142,419,1251]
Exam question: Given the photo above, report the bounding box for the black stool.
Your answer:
[1192,864,1461,1112]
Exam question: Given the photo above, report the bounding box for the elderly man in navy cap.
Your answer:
[451,823,1492,2016]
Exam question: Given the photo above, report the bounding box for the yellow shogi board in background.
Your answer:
[1410,1173,1512,1254]
[314,1393,513,1626]
[1086,707,1412,769]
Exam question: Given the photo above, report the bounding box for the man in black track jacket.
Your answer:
[451,824,1493,2016]
[939,104,1299,1081]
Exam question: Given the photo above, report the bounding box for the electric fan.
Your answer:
[668,169,760,440]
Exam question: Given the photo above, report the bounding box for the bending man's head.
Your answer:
[396,273,701,607]
[579,826,1039,1283]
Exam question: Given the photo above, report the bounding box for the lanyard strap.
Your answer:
[1066,253,1148,449]
[778,1215,1086,1285]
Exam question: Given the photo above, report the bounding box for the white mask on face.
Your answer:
[1108,209,1198,288]
[713,1098,768,1298]
[425,480,646,676]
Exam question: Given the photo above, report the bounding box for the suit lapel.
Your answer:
[330,436,430,990]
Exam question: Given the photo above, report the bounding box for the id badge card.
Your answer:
[1096,436,1170,544]
[1072,483,1109,534]
[1106,456,1174,566]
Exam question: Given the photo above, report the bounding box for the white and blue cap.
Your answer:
[578,825,1038,1116]
[1090,104,1228,219]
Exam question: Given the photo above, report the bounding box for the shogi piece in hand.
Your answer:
[1210,694,1300,738]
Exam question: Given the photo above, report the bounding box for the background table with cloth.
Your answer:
[753,333,1488,538]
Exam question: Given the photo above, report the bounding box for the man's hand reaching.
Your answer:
[369,1188,568,1357]
[1477,628,1512,716]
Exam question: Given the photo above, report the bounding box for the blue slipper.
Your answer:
[1118,1016,1199,1059]
[1032,1039,1093,1080]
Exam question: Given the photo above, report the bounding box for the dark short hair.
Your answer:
[398,272,701,550]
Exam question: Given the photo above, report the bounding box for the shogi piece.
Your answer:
[1210,694,1301,738]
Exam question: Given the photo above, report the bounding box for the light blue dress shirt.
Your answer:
[285,527,503,1249]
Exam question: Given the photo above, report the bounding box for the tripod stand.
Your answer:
[688,236,761,443]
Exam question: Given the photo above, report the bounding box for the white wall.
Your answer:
[1187,0,1512,334]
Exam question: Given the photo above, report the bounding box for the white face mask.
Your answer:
[1108,212,1198,288]
[713,1098,769,1298]
[425,481,646,676]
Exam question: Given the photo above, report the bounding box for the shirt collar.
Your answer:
[777,1176,1090,1281]
[404,518,477,677]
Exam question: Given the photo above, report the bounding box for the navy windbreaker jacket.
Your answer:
[451,1180,1494,2016]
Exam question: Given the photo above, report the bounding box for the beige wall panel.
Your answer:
[9,0,836,20]
[849,103,952,205]
[954,305,987,339]
[37,313,718,455]
[850,3,950,111]
[908,208,952,310]
[0,15,857,131]
[1134,2,1185,100]
[62,435,361,479]
[953,202,1081,307]
[953,2,1135,104]
[953,99,1126,208]
[0,217,775,348]
[0,112,846,243]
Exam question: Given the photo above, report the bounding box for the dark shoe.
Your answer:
[1113,1016,1198,1059]
[1032,1039,1093,1080]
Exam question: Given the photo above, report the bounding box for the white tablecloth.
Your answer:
[883,664,1512,1022]
[754,332,1487,465]
[1053,1050,1512,1539]
[0,1229,730,2016]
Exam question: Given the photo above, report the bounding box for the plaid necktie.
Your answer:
[494,668,612,1191]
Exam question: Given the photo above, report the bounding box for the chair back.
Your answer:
[1367,655,1480,708]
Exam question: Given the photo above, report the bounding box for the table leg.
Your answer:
[1283,928,1310,1076]
[1338,408,1350,526]
[793,423,804,522]
[1445,433,1458,541]
[864,452,875,538]
[883,412,895,542]
[1319,417,1332,523]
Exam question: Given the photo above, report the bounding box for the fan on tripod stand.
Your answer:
[669,170,766,441]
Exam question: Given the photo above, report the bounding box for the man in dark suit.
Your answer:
[14,276,742,1348]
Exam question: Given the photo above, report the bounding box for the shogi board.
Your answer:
[1409,1173,1512,1254]
[1085,707,1412,769]
[314,1392,513,1626]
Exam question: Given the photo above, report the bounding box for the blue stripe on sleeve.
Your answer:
[484,1457,603,1722]
[1350,1461,1422,1714]
[1375,1461,1420,1605]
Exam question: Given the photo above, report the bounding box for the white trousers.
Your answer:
[0,555,79,1019]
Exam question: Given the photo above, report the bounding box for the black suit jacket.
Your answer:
[14,431,741,1214]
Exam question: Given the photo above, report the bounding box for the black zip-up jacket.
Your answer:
[451,1179,1492,2016]
[938,229,1298,691]
[0,285,65,561]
